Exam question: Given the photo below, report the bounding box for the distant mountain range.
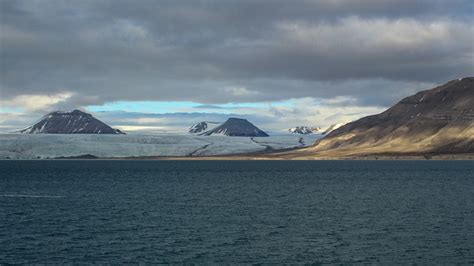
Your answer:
[290,77,474,157]
[199,118,269,137]
[288,123,349,135]
[15,110,269,137]
[11,77,473,158]
[190,122,345,136]
[17,110,124,134]
[288,126,321,134]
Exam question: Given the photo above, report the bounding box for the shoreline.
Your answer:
[2,153,473,160]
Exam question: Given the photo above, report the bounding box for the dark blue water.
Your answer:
[0,160,473,263]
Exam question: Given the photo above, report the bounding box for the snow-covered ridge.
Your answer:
[189,121,221,134]
[289,126,322,134]
[287,123,348,135]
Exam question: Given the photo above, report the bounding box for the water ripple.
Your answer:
[1,194,65,198]
[0,160,473,264]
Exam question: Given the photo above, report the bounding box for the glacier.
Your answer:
[0,134,323,159]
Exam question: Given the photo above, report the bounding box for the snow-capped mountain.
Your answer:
[199,118,269,137]
[287,124,347,135]
[17,110,125,134]
[189,121,221,134]
[288,126,322,134]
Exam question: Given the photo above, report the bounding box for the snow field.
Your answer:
[0,134,323,159]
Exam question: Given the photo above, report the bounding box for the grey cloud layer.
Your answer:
[1,0,473,106]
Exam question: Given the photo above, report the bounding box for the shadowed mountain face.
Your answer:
[200,118,269,137]
[189,121,221,134]
[189,122,209,134]
[299,77,474,156]
[18,110,125,134]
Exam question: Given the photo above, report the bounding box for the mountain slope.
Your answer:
[321,122,349,135]
[17,110,125,134]
[199,118,269,137]
[294,77,474,156]
[189,121,221,134]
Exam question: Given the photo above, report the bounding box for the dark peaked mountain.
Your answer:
[199,118,269,137]
[18,110,125,134]
[295,77,474,156]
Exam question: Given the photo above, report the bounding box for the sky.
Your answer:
[1,0,473,133]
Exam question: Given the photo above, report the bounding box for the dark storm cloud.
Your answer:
[194,104,225,109]
[1,0,473,107]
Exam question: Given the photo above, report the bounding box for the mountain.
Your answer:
[17,110,125,134]
[288,123,348,135]
[189,121,221,134]
[289,126,321,134]
[296,77,474,157]
[321,122,349,135]
[199,118,269,137]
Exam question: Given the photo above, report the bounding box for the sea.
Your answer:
[0,160,473,264]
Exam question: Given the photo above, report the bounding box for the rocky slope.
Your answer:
[321,122,349,135]
[189,121,221,134]
[199,118,269,137]
[17,110,124,134]
[290,77,474,157]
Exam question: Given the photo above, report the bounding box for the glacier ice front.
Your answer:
[0,134,322,159]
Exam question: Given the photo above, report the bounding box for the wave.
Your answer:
[1,194,65,198]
